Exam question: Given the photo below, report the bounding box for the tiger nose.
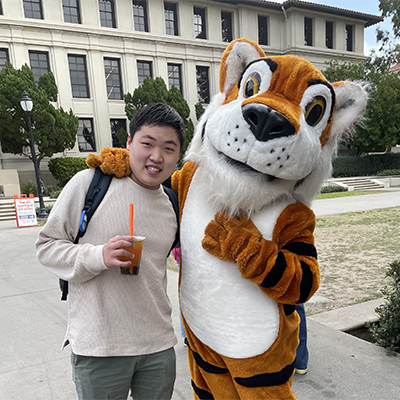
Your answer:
[242,103,295,142]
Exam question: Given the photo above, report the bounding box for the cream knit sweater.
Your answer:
[36,169,178,357]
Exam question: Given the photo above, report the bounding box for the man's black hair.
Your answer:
[129,103,185,151]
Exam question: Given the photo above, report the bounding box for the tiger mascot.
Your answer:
[87,38,368,399]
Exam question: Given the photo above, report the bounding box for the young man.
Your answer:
[36,103,185,400]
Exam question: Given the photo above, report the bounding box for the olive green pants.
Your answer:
[71,347,176,400]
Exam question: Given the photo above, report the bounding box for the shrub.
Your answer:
[321,185,348,193]
[376,169,400,176]
[35,204,53,216]
[46,185,63,198]
[332,153,400,178]
[48,157,88,186]
[21,181,38,197]
[367,260,400,354]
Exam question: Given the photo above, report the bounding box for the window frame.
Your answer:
[258,15,268,46]
[167,63,182,95]
[62,0,81,24]
[221,11,233,43]
[304,17,313,47]
[194,6,207,39]
[99,0,116,28]
[77,118,96,152]
[326,21,334,49]
[345,24,354,52]
[104,57,123,100]
[132,0,148,32]
[29,50,51,84]
[23,0,43,19]
[137,60,153,86]
[164,2,178,36]
[196,66,210,104]
[0,48,9,72]
[110,119,128,148]
[68,54,90,99]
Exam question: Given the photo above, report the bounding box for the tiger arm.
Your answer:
[202,202,320,304]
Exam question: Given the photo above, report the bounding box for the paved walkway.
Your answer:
[0,191,399,399]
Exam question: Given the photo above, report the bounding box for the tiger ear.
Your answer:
[330,81,368,140]
[219,38,265,95]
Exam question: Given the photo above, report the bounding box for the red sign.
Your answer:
[14,194,38,228]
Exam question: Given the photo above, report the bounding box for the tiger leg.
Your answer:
[184,320,240,400]
[222,305,300,400]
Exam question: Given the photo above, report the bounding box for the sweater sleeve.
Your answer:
[35,169,109,283]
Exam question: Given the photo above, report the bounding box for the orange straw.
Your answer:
[129,204,134,236]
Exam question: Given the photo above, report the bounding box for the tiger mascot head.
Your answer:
[186,38,367,215]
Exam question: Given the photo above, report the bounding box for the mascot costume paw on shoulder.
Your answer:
[87,38,368,400]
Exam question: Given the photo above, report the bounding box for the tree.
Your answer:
[0,63,78,185]
[379,0,400,39]
[124,77,194,167]
[323,59,400,154]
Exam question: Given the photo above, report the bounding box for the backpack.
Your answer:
[60,167,180,301]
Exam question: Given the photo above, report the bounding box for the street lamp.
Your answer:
[20,90,48,219]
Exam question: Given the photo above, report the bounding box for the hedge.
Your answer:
[48,157,88,186]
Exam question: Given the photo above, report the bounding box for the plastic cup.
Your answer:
[120,236,146,275]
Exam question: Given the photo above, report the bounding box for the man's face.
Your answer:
[126,124,180,190]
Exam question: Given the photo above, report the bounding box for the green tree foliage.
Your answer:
[368,260,400,354]
[323,59,400,154]
[124,77,194,167]
[379,0,400,39]
[195,102,205,121]
[48,157,87,186]
[0,63,78,182]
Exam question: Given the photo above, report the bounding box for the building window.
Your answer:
[23,0,43,19]
[196,66,209,104]
[164,3,178,36]
[63,0,81,24]
[99,0,116,28]
[304,17,313,46]
[68,54,90,98]
[194,7,206,39]
[0,1,3,15]
[137,60,153,86]
[258,15,268,46]
[133,0,148,32]
[168,63,182,94]
[111,119,127,147]
[221,11,233,43]
[346,24,354,51]
[78,119,96,152]
[326,21,334,49]
[0,49,9,72]
[29,51,50,84]
[104,58,123,100]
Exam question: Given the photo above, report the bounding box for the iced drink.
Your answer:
[120,236,145,275]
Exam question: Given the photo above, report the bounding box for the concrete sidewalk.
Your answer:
[0,191,399,399]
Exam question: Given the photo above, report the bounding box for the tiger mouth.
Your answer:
[220,152,276,182]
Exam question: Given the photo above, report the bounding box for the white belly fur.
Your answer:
[180,171,295,358]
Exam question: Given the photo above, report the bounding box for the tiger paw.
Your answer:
[86,147,131,178]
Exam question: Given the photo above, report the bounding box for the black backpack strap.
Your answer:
[163,185,180,251]
[61,168,113,301]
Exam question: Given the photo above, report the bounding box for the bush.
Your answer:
[48,157,88,186]
[332,153,400,178]
[46,185,63,198]
[35,204,53,216]
[377,169,400,176]
[321,185,348,193]
[367,260,400,354]
[21,181,38,197]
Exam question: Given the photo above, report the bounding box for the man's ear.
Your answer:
[219,38,265,95]
[330,81,368,140]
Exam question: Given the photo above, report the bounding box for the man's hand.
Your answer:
[103,235,136,268]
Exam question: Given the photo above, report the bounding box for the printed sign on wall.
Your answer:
[14,194,38,228]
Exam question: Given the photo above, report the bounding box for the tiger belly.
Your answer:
[180,176,293,359]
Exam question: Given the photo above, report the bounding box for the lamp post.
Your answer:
[20,90,48,219]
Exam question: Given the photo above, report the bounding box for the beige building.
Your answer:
[0,0,381,189]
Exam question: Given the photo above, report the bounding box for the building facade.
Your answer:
[0,0,381,185]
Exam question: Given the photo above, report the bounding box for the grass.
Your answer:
[316,190,388,199]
